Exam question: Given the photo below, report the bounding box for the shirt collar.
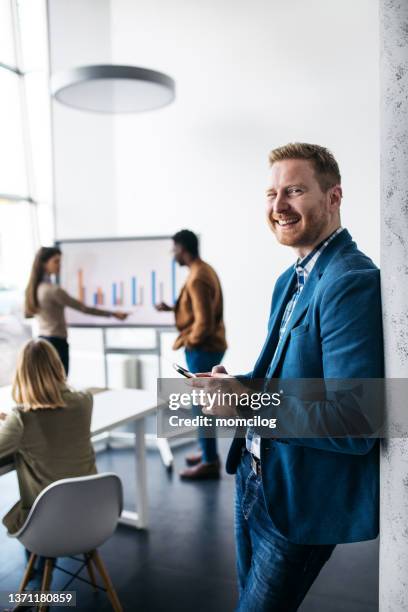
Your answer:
[294,227,344,279]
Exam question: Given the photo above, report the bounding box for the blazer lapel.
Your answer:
[266,229,354,378]
[267,270,321,377]
[252,269,297,377]
[174,283,186,311]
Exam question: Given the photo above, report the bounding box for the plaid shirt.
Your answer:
[246,227,344,459]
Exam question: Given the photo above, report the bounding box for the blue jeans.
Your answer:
[235,450,335,612]
[184,348,225,463]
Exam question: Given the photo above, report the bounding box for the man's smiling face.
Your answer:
[266,158,342,257]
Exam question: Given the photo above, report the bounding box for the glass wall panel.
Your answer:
[17,0,48,72]
[0,69,28,197]
[0,201,35,313]
[25,71,52,204]
[0,0,16,68]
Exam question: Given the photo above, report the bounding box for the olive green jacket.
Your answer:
[0,387,97,534]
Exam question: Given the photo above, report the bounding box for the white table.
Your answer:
[0,387,158,529]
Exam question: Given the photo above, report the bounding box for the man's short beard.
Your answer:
[272,211,330,248]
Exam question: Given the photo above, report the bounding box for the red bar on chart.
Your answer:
[78,269,85,302]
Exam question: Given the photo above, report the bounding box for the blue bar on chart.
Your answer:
[93,292,98,306]
[112,283,117,306]
[151,271,156,306]
[132,277,137,305]
[120,281,124,305]
[171,259,177,304]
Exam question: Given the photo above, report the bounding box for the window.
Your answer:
[0,68,28,197]
[0,0,16,69]
[0,0,53,315]
[0,201,36,314]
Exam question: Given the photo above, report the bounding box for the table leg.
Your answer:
[156,438,173,469]
[134,418,148,528]
[117,418,148,529]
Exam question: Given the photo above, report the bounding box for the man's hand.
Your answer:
[113,311,129,321]
[190,366,247,418]
[155,302,173,312]
[211,365,229,375]
[0,412,8,421]
[194,364,230,378]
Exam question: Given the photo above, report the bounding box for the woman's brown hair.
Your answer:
[12,339,66,410]
[24,246,62,317]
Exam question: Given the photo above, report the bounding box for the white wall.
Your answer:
[48,0,117,239]
[47,1,380,375]
[110,0,380,373]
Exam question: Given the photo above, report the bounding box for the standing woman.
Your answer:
[25,247,127,374]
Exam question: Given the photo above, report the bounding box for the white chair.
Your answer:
[9,473,123,612]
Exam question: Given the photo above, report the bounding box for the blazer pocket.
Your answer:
[290,323,309,337]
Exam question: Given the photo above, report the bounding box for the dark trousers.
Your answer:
[235,450,335,612]
[184,348,225,463]
[39,336,69,375]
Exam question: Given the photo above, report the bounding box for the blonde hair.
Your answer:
[12,339,67,410]
[268,142,341,192]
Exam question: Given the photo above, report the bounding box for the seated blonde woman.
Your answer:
[0,339,96,535]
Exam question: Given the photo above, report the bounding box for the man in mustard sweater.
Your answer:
[156,230,227,479]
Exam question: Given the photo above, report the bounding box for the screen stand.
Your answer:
[101,326,179,470]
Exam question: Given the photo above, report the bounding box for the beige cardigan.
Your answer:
[0,387,97,534]
[37,281,113,338]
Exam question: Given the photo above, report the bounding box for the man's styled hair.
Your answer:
[172,229,199,257]
[268,143,341,192]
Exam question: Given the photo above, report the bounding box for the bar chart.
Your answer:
[60,237,186,326]
[77,263,177,308]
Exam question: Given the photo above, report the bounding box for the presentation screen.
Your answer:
[58,236,187,327]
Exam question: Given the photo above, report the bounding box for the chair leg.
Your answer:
[19,553,37,591]
[84,554,98,592]
[38,559,54,612]
[91,550,123,612]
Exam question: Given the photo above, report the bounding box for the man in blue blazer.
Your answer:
[208,143,384,611]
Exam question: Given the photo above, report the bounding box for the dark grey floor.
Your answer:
[0,438,378,611]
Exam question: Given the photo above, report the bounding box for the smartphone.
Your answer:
[173,363,196,378]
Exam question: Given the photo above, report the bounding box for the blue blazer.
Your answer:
[226,229,384,544]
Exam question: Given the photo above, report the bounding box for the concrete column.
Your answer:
[380,1,408,610]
